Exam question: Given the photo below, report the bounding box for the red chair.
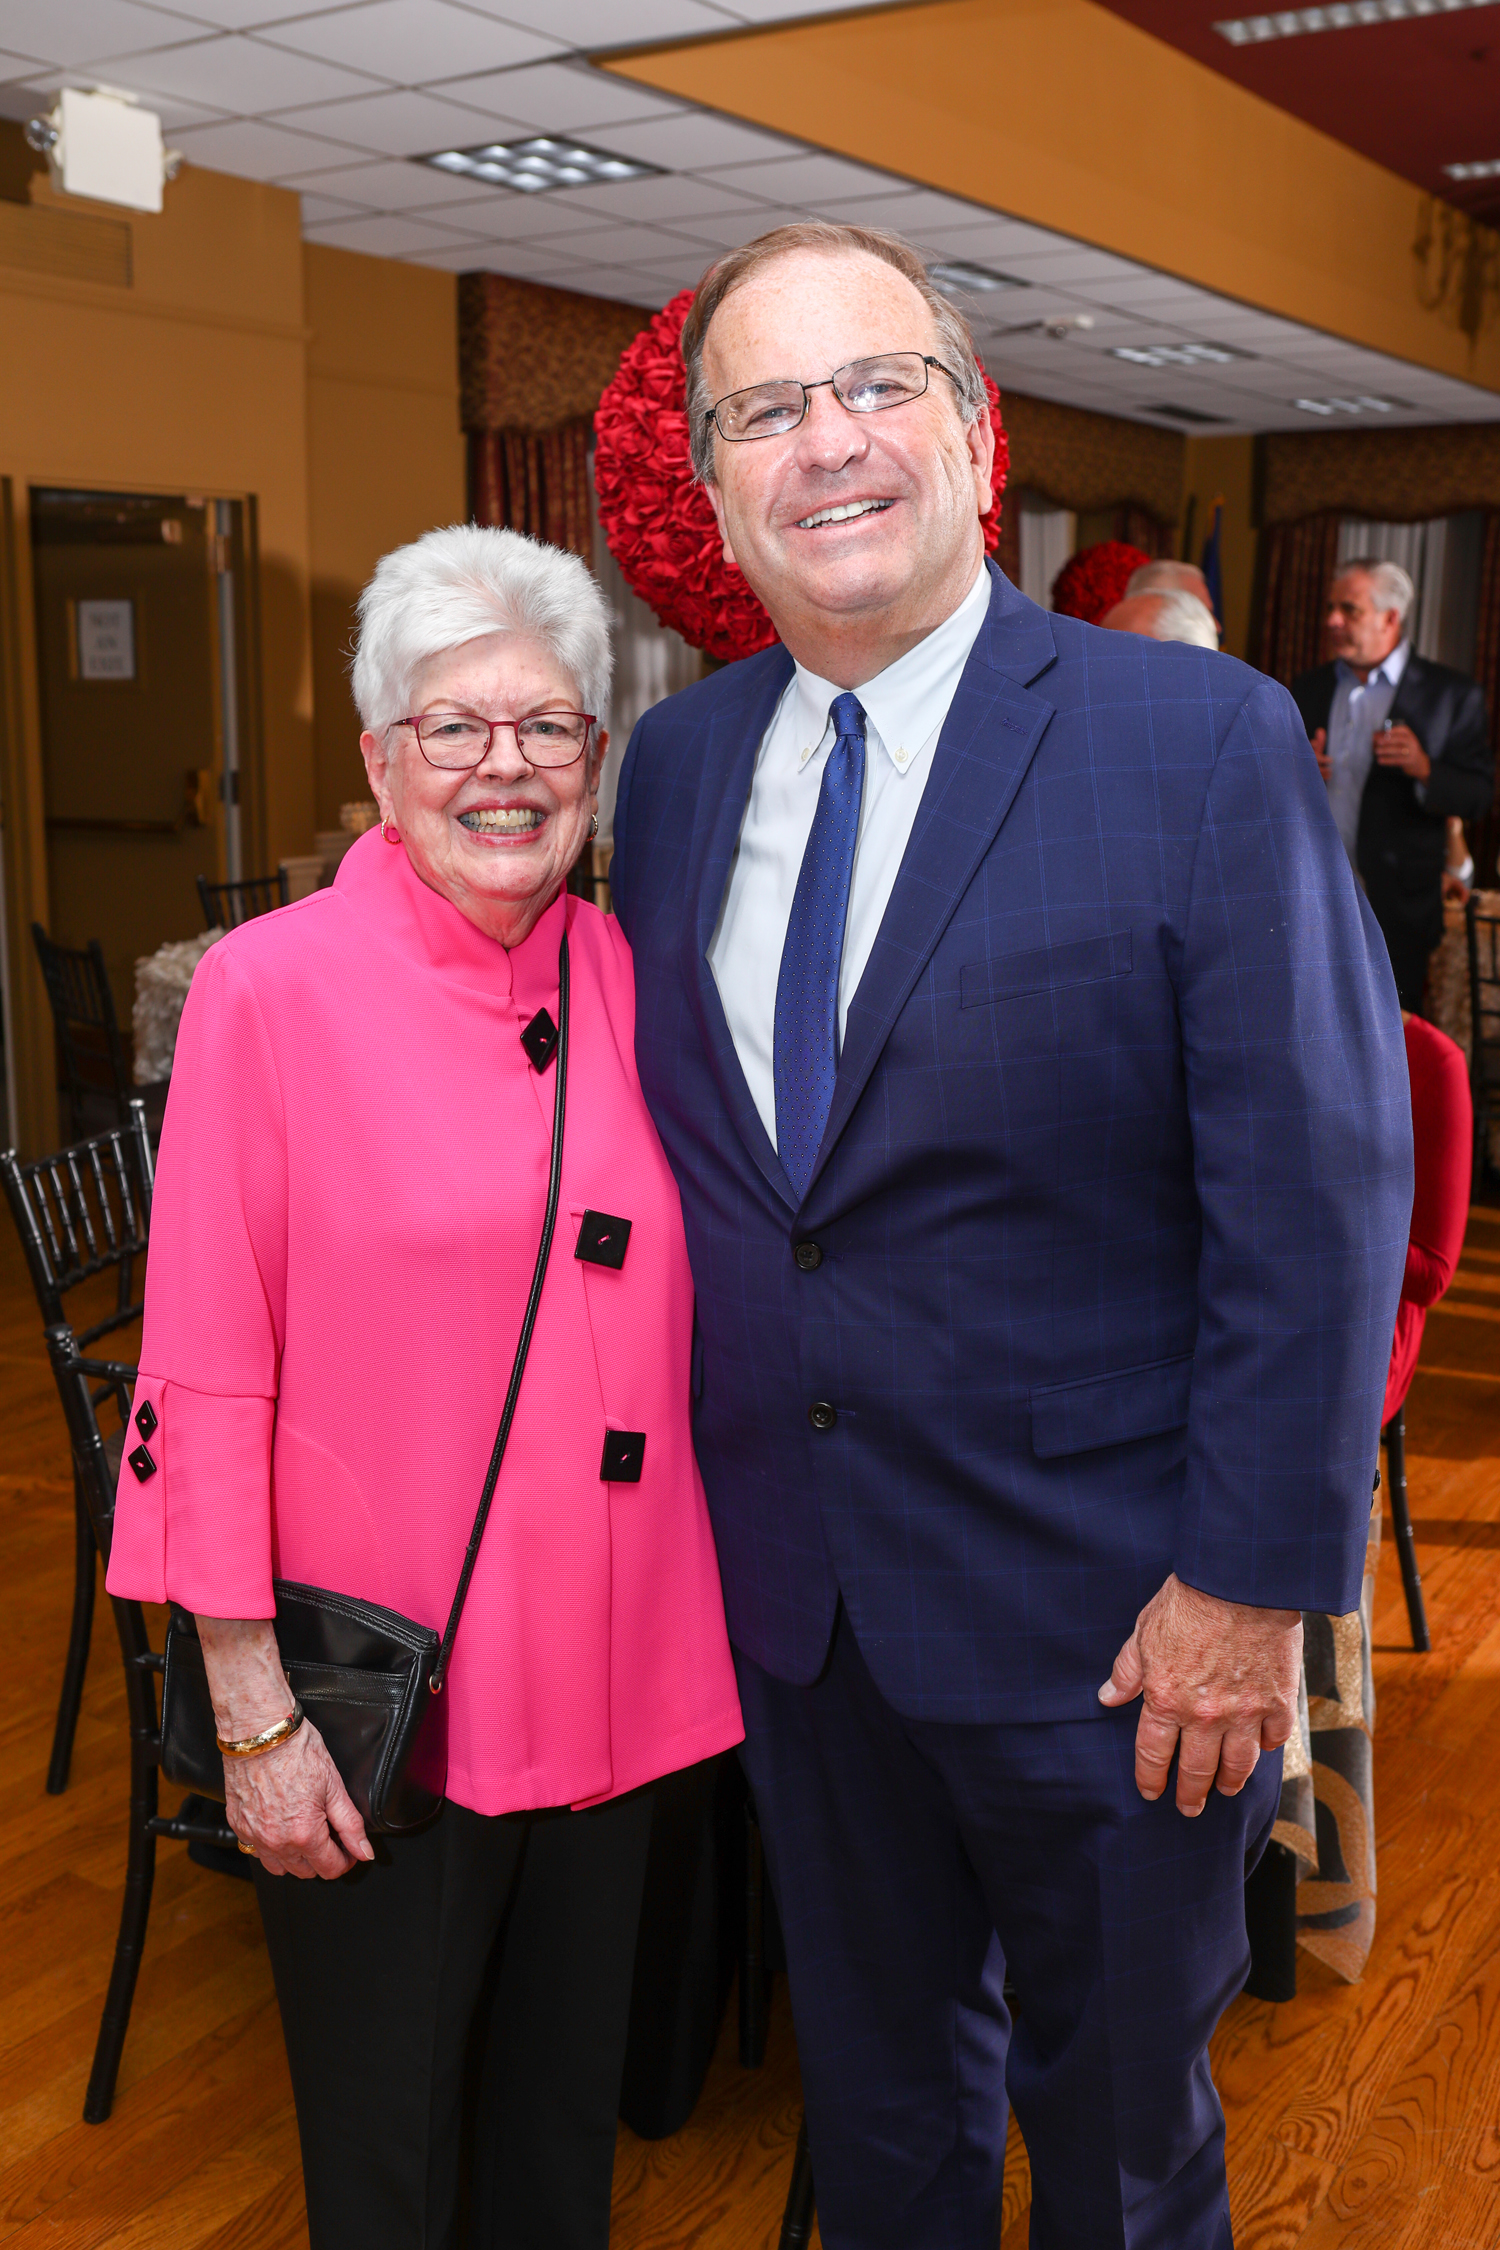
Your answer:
[1382,1015,1472,1651]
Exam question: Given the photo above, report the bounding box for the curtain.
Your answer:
[468,420,593,559]
[1256,514,1344,687]
[1473,511,1500,886]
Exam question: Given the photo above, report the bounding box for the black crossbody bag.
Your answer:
[159,932,571,1837]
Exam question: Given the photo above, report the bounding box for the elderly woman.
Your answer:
[106,525,742,2249]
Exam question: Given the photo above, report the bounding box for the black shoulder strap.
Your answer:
[431,925,570,1693]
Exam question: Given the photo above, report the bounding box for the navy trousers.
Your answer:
[736,1611,1279,2250]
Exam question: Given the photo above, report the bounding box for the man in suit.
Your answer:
[1292,557,1492,1010]
[611,222,1411,2249]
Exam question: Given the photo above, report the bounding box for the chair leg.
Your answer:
[739,1797,769,2069]
[84,1715,158,2122]
[46,1481,97,1795]
[1384,1410,1431,1654]
[778,2115,816,2248]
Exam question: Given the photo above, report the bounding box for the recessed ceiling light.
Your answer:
[1292,395,1410,413]
[927,259,1028,294]
[1145,404,1232,423]
[1445,157,1500,179]
[1216,0,1499,42]
[1110,342,1256,368]
[415,137,662,193]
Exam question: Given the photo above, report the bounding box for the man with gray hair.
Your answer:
[1293,556,1492,1008]
[1102,587,1220,648]
[1126,557,1217,616]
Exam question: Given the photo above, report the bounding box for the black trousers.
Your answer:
[254,1789,654,2250]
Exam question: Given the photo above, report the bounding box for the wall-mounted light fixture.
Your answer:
[25,87,182,213]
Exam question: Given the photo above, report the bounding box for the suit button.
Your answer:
[795,1242,823,1271]
[808,1401,837,1432]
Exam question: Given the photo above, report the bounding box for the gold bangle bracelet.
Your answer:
[217,1700,305,1757]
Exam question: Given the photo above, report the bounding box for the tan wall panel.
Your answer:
[1179,435,1258,659]
[606,0,1500,395]
[304,245,465,827]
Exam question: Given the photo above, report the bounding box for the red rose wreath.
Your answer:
[593,287,1010,665]
[1048,540,1151,627]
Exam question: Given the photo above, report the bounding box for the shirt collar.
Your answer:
[787,561,991,776]
[1337,638,1411,693]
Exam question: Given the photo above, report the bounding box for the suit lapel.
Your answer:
[809,569,1058,1195]
[685,647,798,1209]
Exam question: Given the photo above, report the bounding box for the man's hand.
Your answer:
[1098,1574,1302,1816]
[1373,722,1431,781]
[1310,727,1331,782]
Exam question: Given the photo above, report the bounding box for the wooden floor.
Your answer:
[1,1204,1497,2248]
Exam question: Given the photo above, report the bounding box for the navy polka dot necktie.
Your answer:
[773,692,868,1200]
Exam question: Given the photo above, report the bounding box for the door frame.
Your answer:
[0,476,264,1155]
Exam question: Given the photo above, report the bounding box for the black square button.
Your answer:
[600,1429,646,1483]
[135,1401,157,1439]
[520,1008,559,1072]
[575,1210,632,1270]
[127,1444,158,1483]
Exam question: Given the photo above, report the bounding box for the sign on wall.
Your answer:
[74,598,136,681]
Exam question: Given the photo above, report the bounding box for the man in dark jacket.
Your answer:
[1293,556,1493,1008]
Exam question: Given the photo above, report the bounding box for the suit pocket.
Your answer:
[1030,1352,1192,1459]
[960,929,1132,1010]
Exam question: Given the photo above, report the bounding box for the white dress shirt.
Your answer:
[708,562,991,1149]
[1326,638,1411,865]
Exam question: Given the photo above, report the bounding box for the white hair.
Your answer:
[351,524,612,733]
[1336,555,1414,626]
[1136,590,1220,649]
[1126,560,1210,601]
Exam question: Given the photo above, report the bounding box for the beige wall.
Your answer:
[0,162,463,1151]
[305,245,465,829]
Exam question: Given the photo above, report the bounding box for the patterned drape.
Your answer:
[1255,514,1344,686]
[468,421,593,560]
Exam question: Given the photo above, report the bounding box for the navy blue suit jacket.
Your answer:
[612,566,1413,1723]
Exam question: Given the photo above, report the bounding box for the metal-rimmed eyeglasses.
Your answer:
[394,710,597,772]
[706,352,962,445]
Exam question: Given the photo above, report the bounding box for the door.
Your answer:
[31,487,251,1032]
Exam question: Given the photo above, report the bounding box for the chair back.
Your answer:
[0,1100,153,1349]
[31,923,132,1135]
[43,1321,138,1561]
[1465,895,1500,1181]
[197,870,289,931]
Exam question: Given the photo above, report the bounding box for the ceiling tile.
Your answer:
[174,113,382,172]
[297,189,367,223]
[420,59,687,132]
[133,0,330,19]
[427,188,609,238]
[95,32,382,110]
[455,0,735,40]
[12,70,228,129]
[262,1,557,82]
[278,154,519,206]
[666,201,798,249]
[0,0,186,67]
[540,172,772,224]
[705,152,905,203]
[586,109,795,171]
[920,216,1081,261]
[511,219,711,264]
[806,188,999,238]
[302,209,484,254]
[414,235,581,275]
[548,262,674,305]
[267,85,524,153]
[174,114,380,173]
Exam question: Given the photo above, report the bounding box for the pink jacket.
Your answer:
[107,830,743,1814]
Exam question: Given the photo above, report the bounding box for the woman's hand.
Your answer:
[224,1718,373,1879]
[197,1615,374,1878]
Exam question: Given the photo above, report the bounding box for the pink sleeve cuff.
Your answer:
[105,1375,277,1618]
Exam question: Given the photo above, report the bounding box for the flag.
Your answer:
[1200,498,1224,631]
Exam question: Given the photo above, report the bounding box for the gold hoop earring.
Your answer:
[587,812,599,841]
[381,816,400,845]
